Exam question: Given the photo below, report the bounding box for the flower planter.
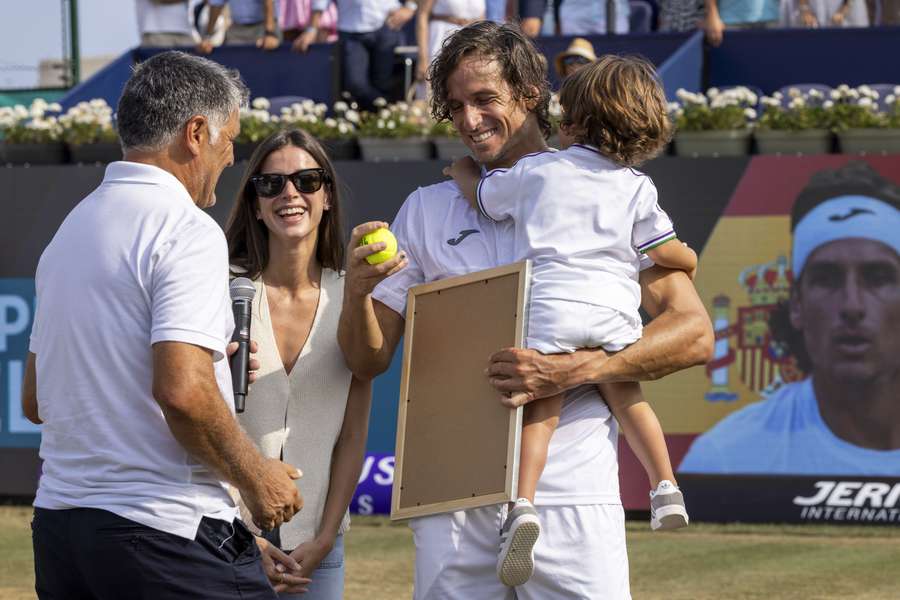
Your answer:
[753,129,833,156]
[322,137,359,161]
[674,130,752,158]
[2,142,67,165]
[68,141,121,164]
[432,137,470,160]
[358,137,434,162]
[836,128,900,155]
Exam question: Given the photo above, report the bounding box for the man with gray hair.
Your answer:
[23,51,303,599]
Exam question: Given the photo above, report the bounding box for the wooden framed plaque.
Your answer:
[390,261,531,520]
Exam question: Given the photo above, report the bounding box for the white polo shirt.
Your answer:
[373,180,621,506]
[476,144,675,325]
[30,161,238,539]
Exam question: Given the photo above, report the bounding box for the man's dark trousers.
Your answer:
[32,507,276,599]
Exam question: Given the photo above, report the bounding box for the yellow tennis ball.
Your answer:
[359,227,398,265]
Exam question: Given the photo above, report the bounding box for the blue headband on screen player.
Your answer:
[792,195,900,276]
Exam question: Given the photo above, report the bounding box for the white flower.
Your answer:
[858,97,873,107]
[761,96,780,107]
[744,108,757,120]
[707,87,720,98]
[373,97,387,108]
[894,85,900,96]
[396,102,409,112]
[788,97,806,109]
[48,102,63,112]
[808,89,823,99]
[251,97,270,110]
[823,100,834,109]
[338,123,349,134]
[667,101,680,113]
[377,119,385,129]
[788,87,801,98]
[345,109,360,123]
[411,106,423,117]
[324,118,337,128]
[829,89,841,100]
[838,84,850,93]
[315,102,328,113]
[387,120,396,129]
[887,95,896,105]
[379,108,391,119]
[334,101,348,113]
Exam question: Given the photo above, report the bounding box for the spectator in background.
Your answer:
[518,0,547,36]
[137,0,195,47]
[198,0,281,53]
[294,0,416,110]
[781,0,869,27]
[281,0,339,49]
[703,0,780,46]
[553,36,596,80]
[558,0,630,34]
[657,0,705,31]
[415,0,486,84]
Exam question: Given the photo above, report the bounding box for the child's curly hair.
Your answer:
[559,55,672,167]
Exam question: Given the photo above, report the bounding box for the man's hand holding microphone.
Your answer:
[226,278,303,532]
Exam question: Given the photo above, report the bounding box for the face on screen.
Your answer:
[791,238,900,382]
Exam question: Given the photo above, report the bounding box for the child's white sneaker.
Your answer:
[649,480,689,531]
[497,498,541,587]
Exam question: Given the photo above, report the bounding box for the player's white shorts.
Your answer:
[526,298,642,354]
[410,503,631,600]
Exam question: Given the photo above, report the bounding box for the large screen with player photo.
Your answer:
[643,156,900,525]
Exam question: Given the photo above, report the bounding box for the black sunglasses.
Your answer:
[250,168,332,197]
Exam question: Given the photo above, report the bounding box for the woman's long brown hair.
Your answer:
[225,129,344,279]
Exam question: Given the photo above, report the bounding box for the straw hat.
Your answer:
[554,38,598,76]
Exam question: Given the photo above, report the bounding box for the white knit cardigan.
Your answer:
[236,268,353,550]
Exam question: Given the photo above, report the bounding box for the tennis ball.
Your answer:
[359,227,398,265]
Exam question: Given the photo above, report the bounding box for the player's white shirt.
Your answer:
[374,180,621,506]
[476,144,676,325]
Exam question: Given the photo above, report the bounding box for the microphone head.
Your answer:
[230,277,256,302]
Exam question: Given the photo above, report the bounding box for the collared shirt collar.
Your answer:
[102,161,196,207]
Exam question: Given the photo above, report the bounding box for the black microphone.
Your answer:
[229,277,255,413]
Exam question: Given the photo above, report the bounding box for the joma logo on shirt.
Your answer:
[447,229,479,246]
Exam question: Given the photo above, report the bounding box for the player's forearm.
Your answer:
[560,272,713,386]
[317,378,371,544]
[338,293,396,379]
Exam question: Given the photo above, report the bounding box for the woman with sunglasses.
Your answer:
[225,128,371,599]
